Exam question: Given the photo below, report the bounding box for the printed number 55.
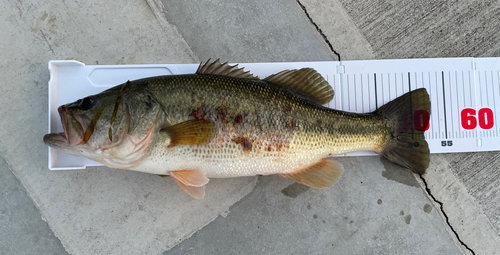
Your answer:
[441,141,453,146]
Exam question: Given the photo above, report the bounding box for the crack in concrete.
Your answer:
[39,30,55,55]
[418,173,475,255]
[295,0,342,61]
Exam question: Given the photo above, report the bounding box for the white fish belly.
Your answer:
[133,143,328,178]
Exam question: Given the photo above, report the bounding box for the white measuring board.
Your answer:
[337,57,500,156]
[47,58,500,170]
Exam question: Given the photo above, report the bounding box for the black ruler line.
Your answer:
[409,72,414,140]
[442,71,448,139]
[374,73,378,108]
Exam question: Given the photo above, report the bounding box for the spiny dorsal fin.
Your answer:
[280,159,343,188]
[161,119,215,146]
[196,58,259,80]
[264,68,334,105]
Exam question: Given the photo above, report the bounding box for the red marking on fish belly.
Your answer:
[191,108,205,120]
[267,146,272,152]
[276,142,290,152]
[219,107,227,123]
[219,107,227,117]
[234,115,243,124]
[290,121,296,129]
[243,140,252,150]
[232,137,252,151]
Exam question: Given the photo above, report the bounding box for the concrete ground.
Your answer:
[1,0,499,254]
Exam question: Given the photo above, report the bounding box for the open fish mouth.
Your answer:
[43,106,91,148]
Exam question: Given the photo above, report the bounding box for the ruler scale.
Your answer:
[337,58,500,155]
[47,58,500,170]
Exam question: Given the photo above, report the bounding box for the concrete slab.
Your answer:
[335,0,500,59]
[446,152,500,235]
[418,154,500,255]
[0,0,255,254]
[298,0,375,61]
[0,156,68,255]
[153,0,335,62]
[168,157,460,255]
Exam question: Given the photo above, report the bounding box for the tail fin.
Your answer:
[377,88,431,174]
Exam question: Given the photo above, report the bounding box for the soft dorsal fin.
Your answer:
[264,68,334,105]
[196,58,259,80]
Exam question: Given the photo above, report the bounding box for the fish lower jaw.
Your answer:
[43,133,69,148]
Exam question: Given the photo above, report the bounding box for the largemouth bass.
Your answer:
[44,59,431,199]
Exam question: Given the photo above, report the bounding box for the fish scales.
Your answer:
[137,74,386,178]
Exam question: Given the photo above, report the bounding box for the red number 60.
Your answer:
[461,108,494,130]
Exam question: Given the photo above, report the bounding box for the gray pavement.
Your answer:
[167,158,458,255]
[156,0,334,62]
[0,156,68,255]
[1,0,500,254]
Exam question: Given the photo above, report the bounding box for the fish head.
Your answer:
[44,84,163,167]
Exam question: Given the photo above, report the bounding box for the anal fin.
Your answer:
[171,169,209,199]
[280,159,343,188]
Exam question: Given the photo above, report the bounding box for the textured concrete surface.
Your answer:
[2,0,500,254]
[335,0,500,59]
[420,154,500,255]
[447,152,500,235]
[0,157,68,255]
[155,0,334,62]
[168,157,458,255]
[299,0,375,61]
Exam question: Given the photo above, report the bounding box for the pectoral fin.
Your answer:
[170,169,209,199]
[280,159,343,188]
[161,119,215,147]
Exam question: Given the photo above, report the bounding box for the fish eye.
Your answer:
[80,96,95,110]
